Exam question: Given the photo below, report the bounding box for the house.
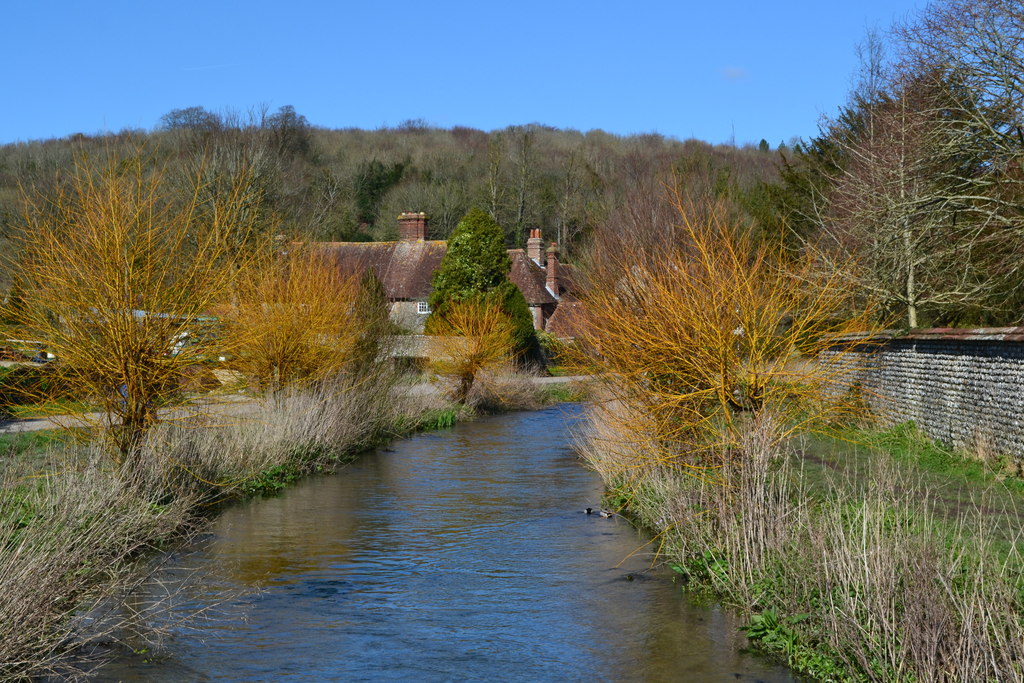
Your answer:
[315,212,577,334]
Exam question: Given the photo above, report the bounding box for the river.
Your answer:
[100,404,794,682]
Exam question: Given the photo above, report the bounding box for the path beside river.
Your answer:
[0,375,591,435]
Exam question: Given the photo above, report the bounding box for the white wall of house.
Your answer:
[389,300,430,332]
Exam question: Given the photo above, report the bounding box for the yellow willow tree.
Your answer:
[426,296,520,404]
[6,152,263,466]
[222,246,389,394]
[572,193,878,483]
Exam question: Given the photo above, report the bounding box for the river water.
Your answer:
[101,405,794,682]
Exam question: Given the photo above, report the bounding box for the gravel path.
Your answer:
[0,376,591,435]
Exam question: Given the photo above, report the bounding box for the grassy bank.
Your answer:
[578,411,1024,682]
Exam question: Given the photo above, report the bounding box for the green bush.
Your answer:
[426,208,536,355]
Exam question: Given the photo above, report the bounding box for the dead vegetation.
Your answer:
[0,366,438,681]
[578,407,1024,682]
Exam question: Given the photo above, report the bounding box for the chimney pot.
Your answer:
[398,211,429,241]
[546,242,560,297]
[527,228,544,264]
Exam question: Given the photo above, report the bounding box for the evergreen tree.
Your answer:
[762,104,872,250]
[426,208,535,353]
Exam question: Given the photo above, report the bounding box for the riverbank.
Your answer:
[0,373,590,435]
[578,410,1024,682]
[0,371,587,680]
[0,373,407,680]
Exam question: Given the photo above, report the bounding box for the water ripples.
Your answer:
[100,405,794,682]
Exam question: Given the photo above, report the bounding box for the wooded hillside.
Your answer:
[9,0,1024,332]
[0,111,779,289]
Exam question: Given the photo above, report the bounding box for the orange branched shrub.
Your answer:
[572,194,877,483]
[222,247,378,393]
[426,296,520,404]
[6,152,261,464]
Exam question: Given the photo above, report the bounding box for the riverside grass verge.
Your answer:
[0,370,575,681]
[578,409,1024,683]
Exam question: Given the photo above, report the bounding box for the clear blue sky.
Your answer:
[2,0,923,146]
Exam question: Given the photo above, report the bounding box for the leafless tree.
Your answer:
[896,0,1024,283]
[819,81,1004,326]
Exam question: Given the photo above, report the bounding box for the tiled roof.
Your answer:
[545,300,585,339]
[315,241,446,300]
[508,250,557,305]
[555,263,579,299]
[314,241,561,306]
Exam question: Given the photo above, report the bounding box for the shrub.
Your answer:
[426,208,535,355]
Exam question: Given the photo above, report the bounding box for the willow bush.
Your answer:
[571,191,876,485]
[5,151,263,466]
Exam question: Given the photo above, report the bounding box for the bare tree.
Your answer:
[896,0,1024,285]
[781,4,1024,326]
[555,149,586,255]
[852,26,891,107]
[818,80,1007,327]
[486,132,506,225]
[511,125,536,243]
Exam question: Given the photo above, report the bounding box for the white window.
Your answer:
[417,301,431,314]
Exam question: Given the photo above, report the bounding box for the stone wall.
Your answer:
[821,328,1024,457]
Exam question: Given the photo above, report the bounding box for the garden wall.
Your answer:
[821,328,1024,457]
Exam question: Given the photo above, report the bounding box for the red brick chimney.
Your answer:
[546,242,560,297]
[398,212,429,241]
[526,228,544,264]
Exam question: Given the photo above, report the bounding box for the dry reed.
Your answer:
[0,364,436,680]
[578,406,1024,682]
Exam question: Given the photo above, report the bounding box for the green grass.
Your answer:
[415,406,459,431]
[797,421,1024,551]
[237,462,305,496]
[541,382,587,403]
[0,429,79,491]
[0,429,66,457]
[805,421,1024,492]
[869,422,1024,488]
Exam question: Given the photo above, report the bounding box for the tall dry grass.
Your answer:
[462,367,546,413]
[0,365,438,680]
[132,369,408,500]
[578,404,1024,682]
[0,462,198,680]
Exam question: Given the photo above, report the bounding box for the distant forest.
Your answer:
[0,107,781,274]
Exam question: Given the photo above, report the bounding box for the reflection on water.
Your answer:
[101,405,794,682]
